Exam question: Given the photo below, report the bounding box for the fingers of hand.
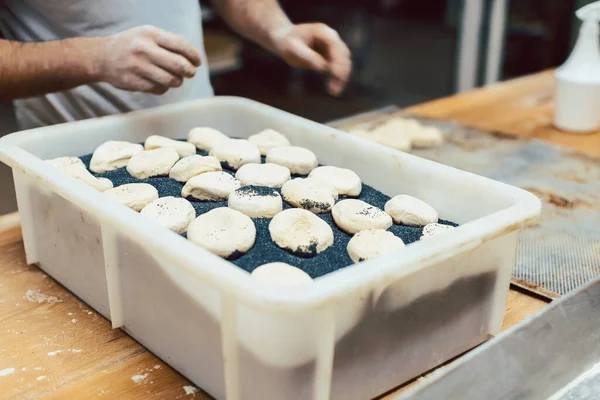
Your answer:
[119,75,168,95]
[309,24,352,95]
[139,64,184,89]
[285,37,328,72]
[147,46,196,79]
[151,28,202,67]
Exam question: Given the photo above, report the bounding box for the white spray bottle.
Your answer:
[555,1,600,133]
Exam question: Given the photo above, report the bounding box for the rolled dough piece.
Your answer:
[281,178,338,213]
[89,141,143,173]
[169,155,222,183]
[228,186,283,218]
[248,129,291,155]
[209,139,261,171]
[188,207,256,259]
[103,183,159,212]
[370,119,413,152]
[411,125,443,148]
[187,127,230,151]
[269,208,334,257]
[251,263,313,286]
[47,157,113,192]
[144,135,196,158]
[126,148,180,179]
[384,195,438,227]
[308,166,362,197]
[140,196,195,234]
[235,163,291,188]
[332,199,392,234]
[347,229,405,263]
[266,146,318,175]
[420,223,455,240]
[182,171,241,201]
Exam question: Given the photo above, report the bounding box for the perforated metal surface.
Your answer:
[329,108,600,299]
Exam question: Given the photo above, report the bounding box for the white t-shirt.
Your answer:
[0,0,214,129]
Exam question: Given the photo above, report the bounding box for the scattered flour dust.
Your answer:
[131,373,148,384]
[24,290,62,304]
[154,365,161,369]
[183,385,199,396]
[71,319,77,324]
[0,368,15,377]
[47,350,63,356]
[70,349,82,353]
[36,376,46,381]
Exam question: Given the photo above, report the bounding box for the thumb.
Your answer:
[286,38,329,72]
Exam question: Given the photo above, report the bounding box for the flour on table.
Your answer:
[131,373,148,383]
[24,290,62,304]
[0,368,15,377]
[183,385,199,395]
[36,376,46,381]
[47,350,63,356]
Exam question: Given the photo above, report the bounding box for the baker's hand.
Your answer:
[94,25,202,95]
[273,23,352,96]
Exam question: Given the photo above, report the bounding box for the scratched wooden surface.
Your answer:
[1,70,580,399]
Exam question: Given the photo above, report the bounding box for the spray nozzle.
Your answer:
[576,1,600,21]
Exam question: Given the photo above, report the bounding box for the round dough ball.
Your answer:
[251,263,313,286]
[169,155,222,183]
[90,141,143,173]
[269,209,334,257]
[281,178,338,214]
[209,139,261,171]
[420,223,455,240]
[103,183,159,212]
[182,171,241,201]
[187,127,230,151]
[126,148,180,179]
[188,207,256,259]
[228,186,283,218]
[144,135,196,158]
[248,129,291,156]
[384,195,438,227]
[308,166,362,197]
[347,229,405,263]
[140,196,195,234]
[47,157,114,192]
[332,199,392,234]
[235,163,291,188]
[266,146,318,175]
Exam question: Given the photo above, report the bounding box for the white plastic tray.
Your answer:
[0,97,541,400]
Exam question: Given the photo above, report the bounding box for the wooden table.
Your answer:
[2,70,595,399]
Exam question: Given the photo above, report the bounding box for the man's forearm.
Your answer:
[212,0,292,53]
[0,37,102,100]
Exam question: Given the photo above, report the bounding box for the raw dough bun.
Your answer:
[126,148,180,179]
[89,141,143,173]
[228,186,283,218]
[308,166,362,197]
[182,171,241,201]
[384,195,438,226]
[266,146,318,175]
[251,263,313,286]
[169,155,222,183]
[187,127,230,151]
[47,157,113,192]
[209,139,261,171]
[188,207,256,259]
[411,126,443,148]
[235,163,291,188]
[103,183,159,212]
[281,178,338,214]
[144,135,196,158]
[347,229,405,263]
[420,223,455,240]
[248,129,291,155]
[140,196,195,234]
[269,208,334,257]
[332,199,393,234]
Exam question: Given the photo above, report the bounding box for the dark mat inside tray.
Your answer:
[79,143,457,279]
